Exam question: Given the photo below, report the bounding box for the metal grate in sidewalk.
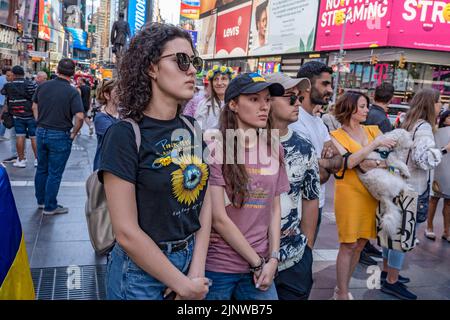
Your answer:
[31,265,106,300]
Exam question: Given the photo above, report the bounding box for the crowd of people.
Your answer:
[0,62,96,214]
[1,22,448,301]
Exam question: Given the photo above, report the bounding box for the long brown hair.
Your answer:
[402,88,440,132]
[219,98,282,208]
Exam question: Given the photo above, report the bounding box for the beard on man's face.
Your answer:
[309,86,331,106]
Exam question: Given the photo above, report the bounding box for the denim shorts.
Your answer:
[205,271,278,300]
[106,238,194,300]
[14,117,37,137]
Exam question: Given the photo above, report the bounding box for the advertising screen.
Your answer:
[200,0,247,16]
[181,0,200,20]
[38,0,52,41]
[315,0,391,51]
[66,27,89,51]
[198,13,217,59]
[128,0,148,37]
[214,1,252,58]
[388,0,450,52]
[0,0,20,28]
[248,0,319,56]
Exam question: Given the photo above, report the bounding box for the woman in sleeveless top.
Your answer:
[330,91,396,300]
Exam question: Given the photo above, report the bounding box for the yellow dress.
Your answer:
[330,125,381,243]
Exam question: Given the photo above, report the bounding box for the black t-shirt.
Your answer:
[1,79,37,118]
[32,77,84,131]
[80,84,91,112]
[98,115,209,243]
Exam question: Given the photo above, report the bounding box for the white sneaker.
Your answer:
[43,205,69,216]
[34,159,38,167]
[13,159,27,168]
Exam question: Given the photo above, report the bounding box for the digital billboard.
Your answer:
[388,0,450,52]
[128,0,148,37]
[248,0,319,56]
[214,1,252,58]
[315,0,392,51]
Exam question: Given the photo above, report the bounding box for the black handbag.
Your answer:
[1,111,14,129]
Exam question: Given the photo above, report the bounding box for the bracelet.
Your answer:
[249,256,265,273]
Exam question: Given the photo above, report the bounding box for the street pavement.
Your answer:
[1,126,449,300]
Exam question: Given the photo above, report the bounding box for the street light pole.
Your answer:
[332,12,348,104]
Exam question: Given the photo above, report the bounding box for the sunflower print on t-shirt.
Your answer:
[171,154,209,205]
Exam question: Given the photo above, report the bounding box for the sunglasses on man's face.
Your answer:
[159,52,203,72]
[282,94,304,106]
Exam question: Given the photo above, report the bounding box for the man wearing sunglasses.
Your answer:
[289,61,343,244]
[267,72,320,300]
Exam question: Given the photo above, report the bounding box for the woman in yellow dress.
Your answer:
[330,91,396,300]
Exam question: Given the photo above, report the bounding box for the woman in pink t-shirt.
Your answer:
[205,73,289,300]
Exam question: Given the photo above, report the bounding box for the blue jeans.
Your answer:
[14,117,37,137]
[106,240,194,300]
[382,248,405,270]
[34,128,73,211]
[205,271,278,300]
[0,122,5,136]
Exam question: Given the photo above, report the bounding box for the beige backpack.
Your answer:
[85,118,141,255]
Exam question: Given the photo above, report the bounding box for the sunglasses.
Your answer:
[159,52,203,72]
[282,94,304,106]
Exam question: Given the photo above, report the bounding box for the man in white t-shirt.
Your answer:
[290,61,343,241]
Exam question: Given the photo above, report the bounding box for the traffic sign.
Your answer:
[88,25,96,33]
[17,36,34,44]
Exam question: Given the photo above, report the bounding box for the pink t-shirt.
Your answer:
[205,146,290,274]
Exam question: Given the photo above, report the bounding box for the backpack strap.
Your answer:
[123,118,141,151]
[179,114,198,138]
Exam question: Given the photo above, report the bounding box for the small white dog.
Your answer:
[358,129,413,237]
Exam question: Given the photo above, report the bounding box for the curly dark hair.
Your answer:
[297,61,333,85]
[117,23,194,122]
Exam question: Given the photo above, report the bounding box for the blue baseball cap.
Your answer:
[224,73,285,104]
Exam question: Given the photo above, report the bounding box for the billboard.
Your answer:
[198,13,217,59]
[315,0,392,51]
[38,0,51,40]
[63,0,83,29]
[66,27,89,51]
[0,0,20,28]
[128,0,148,37]
[200,0,248,16]
[181,0,200,20]
[214,1,252,58]
[187,30,198,48]
[248,0,319,56]
[388,0,450,52]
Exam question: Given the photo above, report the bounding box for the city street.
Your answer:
[1,127,449,300]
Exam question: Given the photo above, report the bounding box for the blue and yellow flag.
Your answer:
[0,165,35,300]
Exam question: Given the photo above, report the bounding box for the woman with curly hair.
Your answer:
[205,73,289,300]
[98,23,212,300]
[194,65,234,131]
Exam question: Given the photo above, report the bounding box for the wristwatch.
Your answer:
[442,148,448,155]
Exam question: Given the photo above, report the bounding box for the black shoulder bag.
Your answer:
[334,152,352,180]
[1,110,14,129]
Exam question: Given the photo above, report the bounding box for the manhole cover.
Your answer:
[31,265,106,300]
